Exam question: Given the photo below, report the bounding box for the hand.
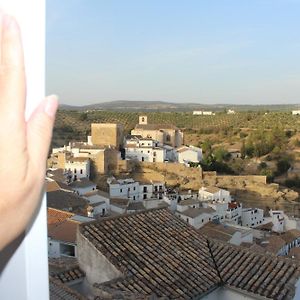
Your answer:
[0,14,58,250]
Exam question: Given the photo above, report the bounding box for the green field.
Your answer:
[53,110,300,146]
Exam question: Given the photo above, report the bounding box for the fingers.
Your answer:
[0,14,26,124]
[27,95,58,171]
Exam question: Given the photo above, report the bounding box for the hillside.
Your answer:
[59,100,300,112]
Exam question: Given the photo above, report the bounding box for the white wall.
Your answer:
[241,208,264,228]
[73,185,97,196]
[65,160,90,180]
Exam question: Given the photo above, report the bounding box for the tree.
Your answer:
[79,112,88,121]
[213,147,230,163]
[276,159,291,175]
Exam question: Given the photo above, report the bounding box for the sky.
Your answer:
[46,0,300,105]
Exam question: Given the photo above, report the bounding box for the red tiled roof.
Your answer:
[50,267,85,284]
[48,220,79,244]
[49,277,85,300]
[47,208,74,225]
[80,209,300,300]
[82,209,220,299]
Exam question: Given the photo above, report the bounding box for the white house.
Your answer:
[227,109,236,114]
[47,208,92,259]
[125,136,166,163]
[202,200,242,225]
[203,111,215,116]
[83,190,110,218]
[110,198,130,214]
[177,207,218,229]
[65,157,90,181]
[193,111,203,115]
[292,110,300,115]
[108,177,165,202]
[178,190,199,201]
[69,178,97,196]
[199,222,253,246]
[176,198,200,212]
[198,187,231,202]
[193,111,215,116]
[48,220,79,258]
[225,201,242,225]
[176,146,203,164]
[241,208,265,228]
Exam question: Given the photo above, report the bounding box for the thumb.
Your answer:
[27,95,58,169]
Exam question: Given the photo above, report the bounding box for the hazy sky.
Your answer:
[46,0,300,105]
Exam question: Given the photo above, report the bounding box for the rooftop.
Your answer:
[199,222,239,242]
[50,266,85,284]
[49,277,85,300]
[110,198,130,208]
[47,208,74,225]
[69,178,96,189]
[79,209,300,299]
[260,236,286,254]
[47,190,88,211]
[127,202,146,211]
[48,219,79,244]
[180,207,215,218]
[177,198,199,206]
[281,229,300,244]
[201,186,222,194]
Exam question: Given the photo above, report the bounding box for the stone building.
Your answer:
[91,123,124,149]
[131,116,183,148]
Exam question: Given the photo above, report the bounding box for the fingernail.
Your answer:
[45,95,59,118]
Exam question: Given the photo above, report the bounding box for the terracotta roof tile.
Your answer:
[47,190,88,211]
[48,208,75,225]
[81,209,220,299]
[49,277,85,300]
[281,230,300,244]
[48,220,79,244]
[210,240,300,299]
[79,209,300,299]
[50,267,85,284]
[180,207,215,218]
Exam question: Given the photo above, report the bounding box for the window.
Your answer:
[128,188,130,192]
[143,187,147,193]
[142,157,144,161]
[74,168,77,173]
[153,158,156,162]
[143,194,147,199]
[60,243,75,257]
[153,151,157,157]
[80,169,83,174]
[120,189,123,193]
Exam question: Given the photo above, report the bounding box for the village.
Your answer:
[47,116,300,299]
